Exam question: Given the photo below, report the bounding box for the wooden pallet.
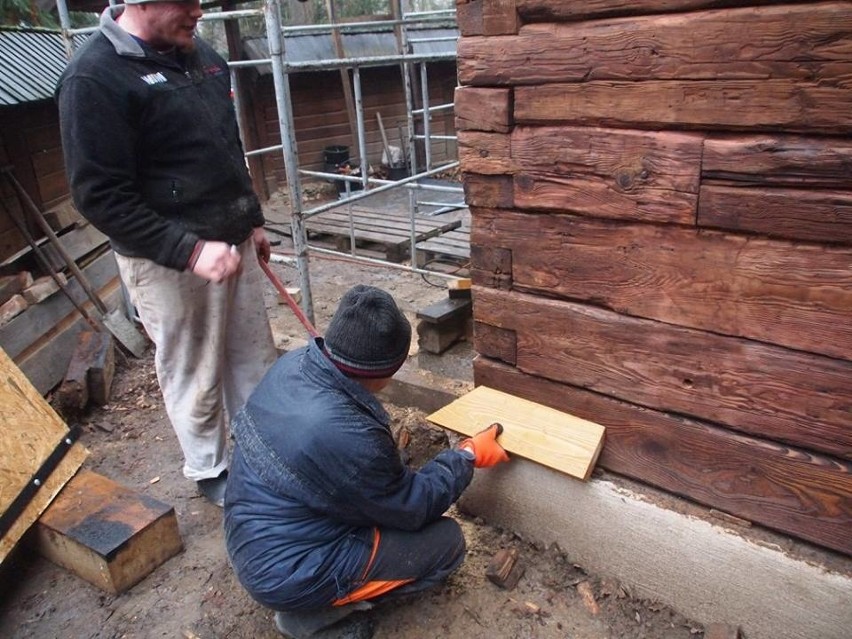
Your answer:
[415,227,470,268]
[296,207,461,262]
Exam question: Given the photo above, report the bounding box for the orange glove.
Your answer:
[459,423,510,468]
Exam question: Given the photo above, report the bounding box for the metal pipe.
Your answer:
[353,67,369,190]
[413,102,454,115]
[305,246,461,281]
[408,36,459,44]
[55,0,74,59]
[264,0,314,323]
[300,161,459,219]
[414,134,457,141]
[282,51,456,72]
[420,62,432,171]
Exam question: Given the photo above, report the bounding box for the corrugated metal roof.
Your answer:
[243,27,458,74]
[0,26,457,105]
[0,29,86,106]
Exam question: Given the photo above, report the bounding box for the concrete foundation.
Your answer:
[457,460,852,639]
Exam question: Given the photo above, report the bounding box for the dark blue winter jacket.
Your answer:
[223,339,474,611]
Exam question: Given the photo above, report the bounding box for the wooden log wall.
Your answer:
[255,64,458,191]
[455,0,852,556]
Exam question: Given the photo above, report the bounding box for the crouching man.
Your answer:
[224,285,509,638]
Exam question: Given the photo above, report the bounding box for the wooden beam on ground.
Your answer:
[427,385,605,480]
[33,469,183,594]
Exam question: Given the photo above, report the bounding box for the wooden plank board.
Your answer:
[470,208,852,362]
[459,4,852,86]
[0,250,118,359]
[514,80,851,134]
[416,228,470,266]
[473,357,852,557]
[0,346,88,564]
[294,207,461,261]
[473,287,852,460]
[427,384,605,480]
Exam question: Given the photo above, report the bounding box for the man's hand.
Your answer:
[252,226,271,263]
[190,241,241,283]
[459,423,510,468]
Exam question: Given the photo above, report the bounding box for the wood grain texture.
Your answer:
[454,87,513,133]
[702,135,852,188]
[482,0,519,35]
[471,208,852,362]
[0,346,88,563]
[456,0,483,36]
[511,126,701,222]
[514,80,852,134]
[515,0,784,23]
[473,287,852,460]
[474,320,517,365]
[469,242,513,289]
[35,469,183,593]
[698,184,852,245]
[463,174,514,208]
[459,3,852,85]
[427,385,605,480]
[473,357,852,556]
[457,131,512,175]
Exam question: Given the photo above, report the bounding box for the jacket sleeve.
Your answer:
[320,430,476,532]
[57,74,199,270]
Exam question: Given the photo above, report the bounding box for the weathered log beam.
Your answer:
[460,3,852,86]
[473,286,852,459]
[473,357,852,556]
[471,208,852,362]
[514,80,851,134]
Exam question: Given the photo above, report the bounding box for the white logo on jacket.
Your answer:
[140,72,168,85]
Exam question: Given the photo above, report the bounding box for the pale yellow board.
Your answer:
[427,385,605,480]
[0,346,89,564]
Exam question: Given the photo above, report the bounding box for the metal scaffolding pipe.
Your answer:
[420,62,432,171]
[263,0,314,323]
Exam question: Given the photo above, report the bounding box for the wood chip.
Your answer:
[576,581,600,615]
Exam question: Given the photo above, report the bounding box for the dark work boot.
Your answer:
[196,469,228,507]
[274,603,373,639]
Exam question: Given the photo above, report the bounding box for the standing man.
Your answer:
[56,0,277,506]
[224,285,509,638]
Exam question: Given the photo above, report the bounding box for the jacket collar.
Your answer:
[99,6,146,58]
[306,338,391,425]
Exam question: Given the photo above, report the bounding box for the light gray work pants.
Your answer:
[115,239,277,481]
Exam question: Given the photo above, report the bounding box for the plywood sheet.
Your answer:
[0,346,88,564]
[427,385,605,480]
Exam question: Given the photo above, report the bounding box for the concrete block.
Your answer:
[459,460,852,639]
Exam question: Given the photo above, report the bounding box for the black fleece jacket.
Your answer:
[56,7,264,270]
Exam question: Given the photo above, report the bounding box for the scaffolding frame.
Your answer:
[55,0,463,324]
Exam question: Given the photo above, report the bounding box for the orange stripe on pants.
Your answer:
[333,528,412,606]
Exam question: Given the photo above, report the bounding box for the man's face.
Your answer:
[140,0,204,51]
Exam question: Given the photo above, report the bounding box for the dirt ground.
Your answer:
[0,187,706,639]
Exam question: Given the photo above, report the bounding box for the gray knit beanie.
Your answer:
[323,285,411,378]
